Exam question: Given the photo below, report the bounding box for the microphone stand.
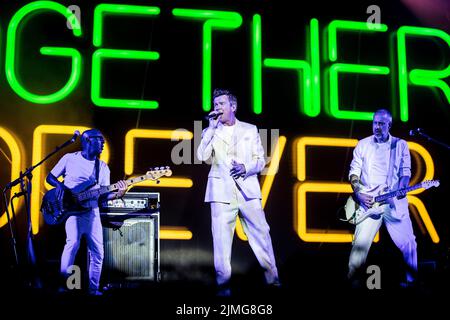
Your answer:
[416,131,450,151]
[2,135,78,288]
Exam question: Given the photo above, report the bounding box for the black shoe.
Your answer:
[216,283,231,297]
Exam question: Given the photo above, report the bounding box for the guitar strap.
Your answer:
[95,157,100,185]
[386,137,398,190]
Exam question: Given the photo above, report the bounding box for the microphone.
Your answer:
[70,130,81,143]
[205,111,223,120]
[58,130,80,150]
[409,128,423,136]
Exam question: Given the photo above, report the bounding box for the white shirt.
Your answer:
[51,152,110,188]
[219,124,235,145]
[50,152,111,209]
[349,134,411,190]
[371,139,391,185]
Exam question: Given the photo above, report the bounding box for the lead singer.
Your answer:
[197,88,280,296]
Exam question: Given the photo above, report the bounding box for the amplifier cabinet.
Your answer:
[101,213,160,283]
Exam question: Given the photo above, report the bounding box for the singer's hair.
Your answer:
[373,109,392,124]
[213,88,237,110]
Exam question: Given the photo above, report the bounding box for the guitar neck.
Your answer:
[77,174,149,201]
[375,183,421,203]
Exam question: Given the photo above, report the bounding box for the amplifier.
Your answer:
[100,192,159,217]
[101,214,160,283]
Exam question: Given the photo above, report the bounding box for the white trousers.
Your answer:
[210,186,279,286]
[61,211,104,292]
[348,212,417,282]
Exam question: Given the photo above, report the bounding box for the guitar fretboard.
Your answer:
[76,174,151,201]
[374,183,422,203]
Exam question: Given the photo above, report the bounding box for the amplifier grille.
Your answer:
[102,216,158,281]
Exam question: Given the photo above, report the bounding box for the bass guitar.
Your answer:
[344,179,439,225]
[41,166,172,225]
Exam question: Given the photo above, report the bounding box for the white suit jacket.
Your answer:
[197,119,265,203]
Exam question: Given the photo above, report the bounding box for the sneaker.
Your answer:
[399,281,416,289]
[268,279,282,287]
[88,289,103,296]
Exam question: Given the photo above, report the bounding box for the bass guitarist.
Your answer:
[347,109,417,288]
[46,129,127,295]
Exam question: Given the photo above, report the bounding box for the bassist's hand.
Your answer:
[355,192,373,209]
[56,183,66,202]
[115,180,128,198]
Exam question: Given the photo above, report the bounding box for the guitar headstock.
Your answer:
[421,179,440,190]
[146,166,172,180]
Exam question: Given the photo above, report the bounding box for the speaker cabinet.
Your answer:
[101,214,160,283]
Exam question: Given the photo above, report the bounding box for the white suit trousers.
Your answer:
[210,185,279,286]
[61,211,104,292]
[348,213,417,282]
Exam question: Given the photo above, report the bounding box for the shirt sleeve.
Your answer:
[348,141,363,180]
[100,162,111,186]
[398,140,411,177]
[50,154,69,178]
[196,127,216,162]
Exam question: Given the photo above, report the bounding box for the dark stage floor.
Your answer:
[2,259,450,319]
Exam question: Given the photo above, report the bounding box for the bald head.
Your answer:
[81,129,105,156]
[373,109,392,124]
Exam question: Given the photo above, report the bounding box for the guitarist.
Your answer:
[347,109,417,288]
[46,129,127,295]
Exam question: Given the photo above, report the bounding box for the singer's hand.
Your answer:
[208,111,221,129]
[230,159,246,179]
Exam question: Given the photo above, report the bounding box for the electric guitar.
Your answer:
[41,166,172,225]
[344,179,440,225]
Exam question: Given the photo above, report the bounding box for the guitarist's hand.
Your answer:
[355,192,374,209]
[397,189,407,200]
[56,183,66,202]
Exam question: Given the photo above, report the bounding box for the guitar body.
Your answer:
[344,179,440,225]
[41,188,91,225]
[344,185,389,225]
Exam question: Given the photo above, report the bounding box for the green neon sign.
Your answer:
[5,1,82,104]
[327,20,389,121]
[1,1,448,120]
[397,26,450,122]
[252,14,263,115]
[172,8,242,112]
[92,4,160,109]
[261,18,321,117]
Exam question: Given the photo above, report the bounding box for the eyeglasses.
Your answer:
[88,136,104,142]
